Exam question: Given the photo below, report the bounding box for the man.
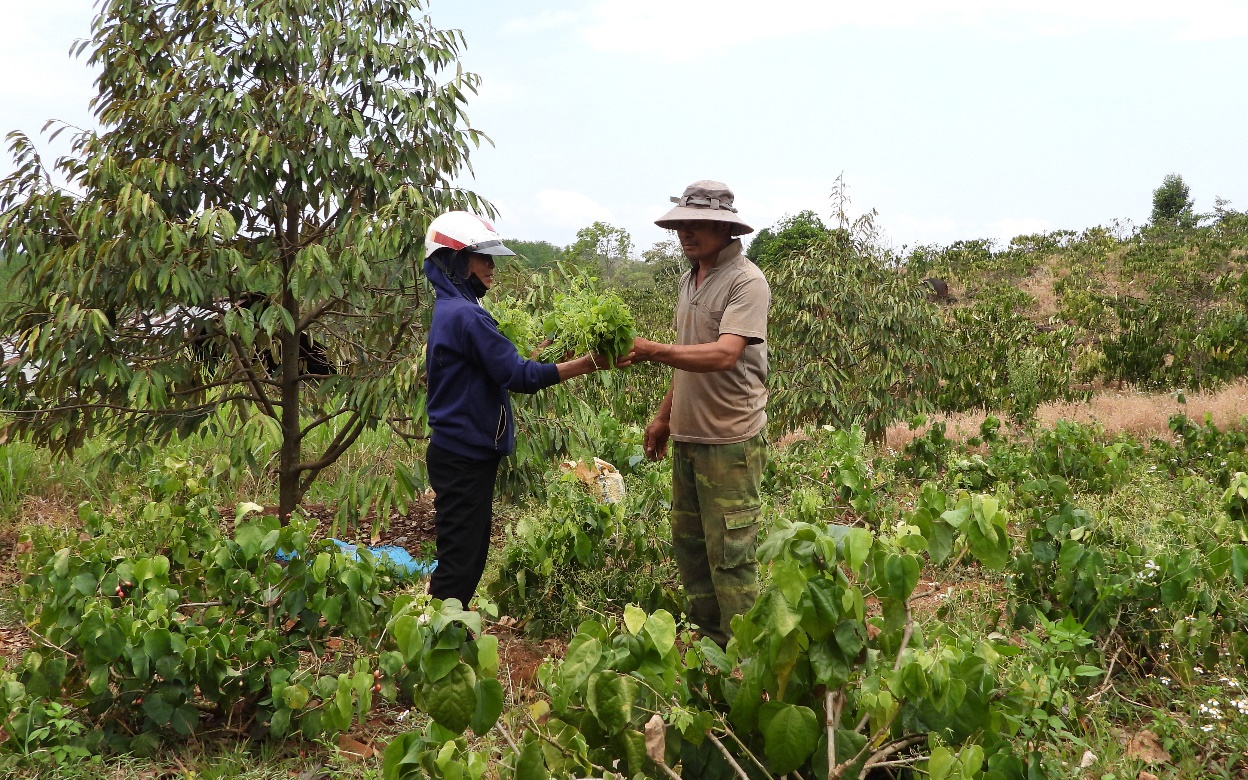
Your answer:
[629,180,770,647]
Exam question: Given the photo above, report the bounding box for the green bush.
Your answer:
[489,466,677,636]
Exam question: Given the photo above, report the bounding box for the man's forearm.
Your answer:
[645,338,745,373]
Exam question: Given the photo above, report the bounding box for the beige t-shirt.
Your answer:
[669,240,770,444]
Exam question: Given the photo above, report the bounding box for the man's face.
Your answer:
[673,221,733,265]
[467,253,496,289]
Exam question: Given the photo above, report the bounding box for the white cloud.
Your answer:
[502,10,583,36]
[576,0,1248,57]
[533,189,616,228]
[491,189,616,240]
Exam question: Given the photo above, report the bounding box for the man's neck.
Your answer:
[693,240,735,286]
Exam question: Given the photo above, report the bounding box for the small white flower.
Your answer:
[1159,676,1171,686]
[1202,724,1215,732]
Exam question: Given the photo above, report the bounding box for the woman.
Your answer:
[422,211,613,607]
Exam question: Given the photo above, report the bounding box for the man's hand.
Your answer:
[629,336,661,363]
[643,415,671,461]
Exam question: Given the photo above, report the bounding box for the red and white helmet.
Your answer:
[424,211,515,257]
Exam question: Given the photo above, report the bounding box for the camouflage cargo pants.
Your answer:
[671,432,766,647]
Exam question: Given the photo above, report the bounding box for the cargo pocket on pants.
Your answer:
[720,507,760,569]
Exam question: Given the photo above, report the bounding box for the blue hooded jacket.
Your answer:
[424,257,561,460]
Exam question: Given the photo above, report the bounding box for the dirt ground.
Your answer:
[297,493,438,558]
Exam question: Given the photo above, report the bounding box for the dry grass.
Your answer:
[886,380,1248,450]
[1018,267,1060,320]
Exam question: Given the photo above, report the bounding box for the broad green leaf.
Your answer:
[282,684,310,710]
[424,648,460,682]
[643,610,677,655]
[312,552,331,583]
[515,741,549,780]
[928,746,956,780]
[587,671,637,735]
[1232,545,1248,586]
[560,636,603,690]
[142,693,175,725]
[844,528,873,572]
[623,604,647,636]
[470,678,504,736]
[762,703,819,774]
[474,634,500,678]
[424,662,477,735]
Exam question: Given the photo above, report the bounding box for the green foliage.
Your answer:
[764,212,948,440]
[763,425,878,519]
[1008,475,1248,674]
[1,477,501,763]
[1151,413,1248,488]
[898,418,954,481]
[489,467,677,636]
[936,289,1078,414]
[1151,173,1196,227]
[566,222,634,279]
[0,0,488,515]
[5,498,404,751]
[508,240,565,270]
[485,298,538,357]
[745,210,829,267]
[537,283,637,366]
[466,510,1045,778]
[1029,421,1137,493]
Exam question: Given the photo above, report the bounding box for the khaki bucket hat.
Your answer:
[654,180,753,235]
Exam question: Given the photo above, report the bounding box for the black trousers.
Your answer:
[426,442,502,607]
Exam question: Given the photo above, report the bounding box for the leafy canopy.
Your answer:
[0,0,491,515]
[1151,172,1195,227]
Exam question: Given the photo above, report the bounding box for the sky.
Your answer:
[2,0,1246,253]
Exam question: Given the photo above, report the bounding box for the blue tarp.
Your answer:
[276,539,437,579]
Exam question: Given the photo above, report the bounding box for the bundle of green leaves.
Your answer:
[537,286,636,365]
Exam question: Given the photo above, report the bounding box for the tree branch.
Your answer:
[862,734,927,770]
[826,688,845,775]
[707,732,750,780]
[226,334,279,419]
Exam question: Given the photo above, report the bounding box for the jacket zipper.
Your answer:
[494,404,507,447]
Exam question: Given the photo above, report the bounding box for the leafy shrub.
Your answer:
[1029,421,1136,493]
[898,418,953,481]
[489,468,677,636]
[1151,173,1195,227]
[1153,414,1248,488]
[1008,477,1248,674]
[441,514,1059,778]
[764,217,949,440]
[764,425,877,520]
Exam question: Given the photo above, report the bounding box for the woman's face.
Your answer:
[466,253,496,289]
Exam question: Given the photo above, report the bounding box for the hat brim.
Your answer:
[654,205,753,235]
[468,240,516,257]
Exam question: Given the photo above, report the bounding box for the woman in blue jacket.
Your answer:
[422,211,613,607]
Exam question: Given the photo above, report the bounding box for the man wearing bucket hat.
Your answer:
[627,181,770,647]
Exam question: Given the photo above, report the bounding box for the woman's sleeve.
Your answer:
[463,309,561,393]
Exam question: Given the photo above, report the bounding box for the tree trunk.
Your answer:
[278,201,303,521]
[278,324,302,520]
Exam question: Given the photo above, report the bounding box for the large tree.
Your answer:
[1151,172,1195,227]
[761,191,949,441]
[0,0,490,516]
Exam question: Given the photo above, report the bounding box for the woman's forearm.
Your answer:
[555,354,600,382]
